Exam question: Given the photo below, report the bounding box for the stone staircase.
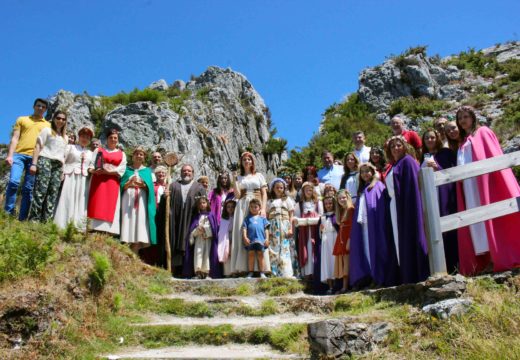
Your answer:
[101,275,468,359]
[102,277,336,359]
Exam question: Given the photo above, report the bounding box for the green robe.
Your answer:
[120,166,157,245]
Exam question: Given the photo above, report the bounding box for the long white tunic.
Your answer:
[386,168,400,265]
[457,138,489,254]
[120,167,150,248]
[54,144,93,230]
[230,173,270,274]
[320,213,336,282]
[294,201,323,276]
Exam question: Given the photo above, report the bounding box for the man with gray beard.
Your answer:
[161,164,206,276]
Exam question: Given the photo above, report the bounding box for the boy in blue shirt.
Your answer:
[242,198,270,278]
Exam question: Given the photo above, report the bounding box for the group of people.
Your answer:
[4,99,520,293]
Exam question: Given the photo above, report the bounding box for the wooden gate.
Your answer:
[419,150,520,275]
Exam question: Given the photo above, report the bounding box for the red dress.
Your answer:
[333,207,354,277]
[87,148,123,222]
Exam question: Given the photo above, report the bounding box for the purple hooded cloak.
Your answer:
[391,154,430,284]
[349,181,399,287]
[182,212,221,279]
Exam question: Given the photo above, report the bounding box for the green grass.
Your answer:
[0,213,60,283]
[388,96,450,119]
[131,323,308,353]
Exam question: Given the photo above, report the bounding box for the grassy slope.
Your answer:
[2,215,520,359]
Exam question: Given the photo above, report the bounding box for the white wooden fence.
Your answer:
[419,150,520,275]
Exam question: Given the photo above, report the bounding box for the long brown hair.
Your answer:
[420,128,443,162]
[456,106,479,139]
[51,110,67,137]
[239,152,256,176]
[335,190,354,222]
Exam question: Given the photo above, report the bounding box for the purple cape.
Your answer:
[434,148,458,273]
[349,181,399,287]
[391,155,430,284]
[209,189,235,225]
[182,212,222,279]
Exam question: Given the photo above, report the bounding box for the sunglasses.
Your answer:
[35,104,47,109]
[55,116,67,120]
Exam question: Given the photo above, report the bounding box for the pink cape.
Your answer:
[456,126,520,275]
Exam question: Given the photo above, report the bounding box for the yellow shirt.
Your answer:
[13,116,51,156]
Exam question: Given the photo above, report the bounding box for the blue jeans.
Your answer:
[4,153,35,220]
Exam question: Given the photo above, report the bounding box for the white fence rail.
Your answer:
[419,150,520,275]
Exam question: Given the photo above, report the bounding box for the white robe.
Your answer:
[458,138,489,254]
[54,144,93,230]
[120,167,150,249]
[230,173,270,274]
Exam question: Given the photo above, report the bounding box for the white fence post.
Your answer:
[419,167,447,275]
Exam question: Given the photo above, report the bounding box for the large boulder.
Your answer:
[47,66,282,186]
[358,53,464,113]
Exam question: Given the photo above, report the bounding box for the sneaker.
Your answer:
[260,273,267,279]
[247,272,254,278]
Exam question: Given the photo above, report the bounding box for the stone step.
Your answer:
[156,293,336,317]
[103,344,303,359]
[169,277,307,298]
[135,312,327,328]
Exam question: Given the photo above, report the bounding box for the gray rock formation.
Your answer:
[422,298,473,320]
[47,66,282,186]
[358,53,463,113]
[308,319,393,358]
[365,274,467,305]
[148,79,169,91]
[482,42,520,63]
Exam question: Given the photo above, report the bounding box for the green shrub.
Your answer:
[0,215,59,283]
[388,96,449,119]
[493,97,520,140]
[283,93,390,172]
[88,251,112,293]
[263,137,288,155]
[447,48,501,77]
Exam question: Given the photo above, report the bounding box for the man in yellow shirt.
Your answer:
[4,98,51,220]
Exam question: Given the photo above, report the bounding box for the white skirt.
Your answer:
[54,173,89,230]
[320,229,336,282]
[120,187,150,247]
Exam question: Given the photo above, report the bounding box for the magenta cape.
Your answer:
[391,155,430,284]
[456,126,520,275]
[349,181,399,287]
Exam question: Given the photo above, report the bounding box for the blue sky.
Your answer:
[1,0,518,149]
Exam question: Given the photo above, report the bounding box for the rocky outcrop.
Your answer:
[47,66,283,185]
[358,53,464,113]
[481,42,520,63]
[308,319,393,358]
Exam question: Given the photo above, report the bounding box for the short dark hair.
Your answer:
[249,198,262,208]
[33,98,49,108]
[105,128,119,138]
